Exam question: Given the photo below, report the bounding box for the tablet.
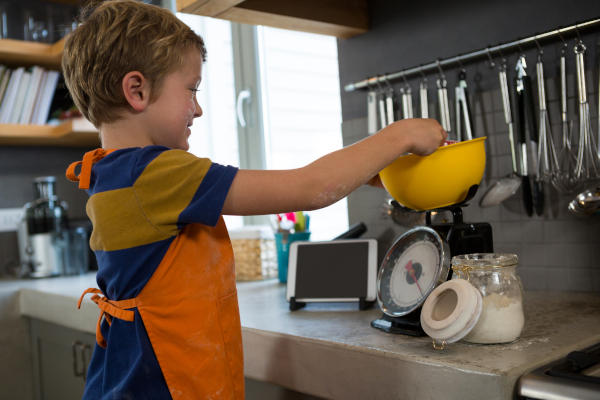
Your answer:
[286,239,377,305]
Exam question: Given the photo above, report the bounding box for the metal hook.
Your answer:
[456,56,465,71]
[574,23,583,42]
[418,65,428,82]
[516,41,525,56]
[557,28,568,54]
[401,73,411,91]
[496,47,507,66]
[485,47,496,69]
[374,74,384,92]
[533,36,544,62]
[366,76,376,91]
[436,59,446,80]
[383,75,394,92]
[534,35,543,55]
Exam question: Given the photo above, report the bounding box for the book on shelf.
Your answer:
[0,66,24,124]
[19,66,45,124]
[0,65,63,126]
[9,71,31,123]
[32,70,60,125]
[0,67,11,106]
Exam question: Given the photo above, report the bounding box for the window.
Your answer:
[178,14,348,240]
[176,13,243,230]
[257,26,347,240]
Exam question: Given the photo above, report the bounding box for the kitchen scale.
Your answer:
[371,185,494,336]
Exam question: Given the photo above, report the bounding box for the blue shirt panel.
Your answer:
[177,163,238,228]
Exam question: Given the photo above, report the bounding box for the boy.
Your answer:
[63,1,446,399]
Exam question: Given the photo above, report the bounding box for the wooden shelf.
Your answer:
[0,38,98,147]
[0,38,65,70]
[177,0,368,39]
[0,118,99,147]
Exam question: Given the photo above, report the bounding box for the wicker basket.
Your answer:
[229,226,276,281]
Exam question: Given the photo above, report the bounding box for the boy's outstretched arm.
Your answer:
[222,118,447,216]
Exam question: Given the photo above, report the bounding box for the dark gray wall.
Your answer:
[339,0,600,120]
[337,0,600,291]
[0,147,92,275]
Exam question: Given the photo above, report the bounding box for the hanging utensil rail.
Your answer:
[344,18,600,92]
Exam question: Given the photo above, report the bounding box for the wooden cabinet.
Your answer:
[0,38,99,147]
[176,0,369,38]
[29,318,95,400]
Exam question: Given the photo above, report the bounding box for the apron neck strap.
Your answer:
[66,148,116,189]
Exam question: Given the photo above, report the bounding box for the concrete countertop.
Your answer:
[10,273,600,400]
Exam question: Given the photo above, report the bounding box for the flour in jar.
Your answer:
[463,292,525,344]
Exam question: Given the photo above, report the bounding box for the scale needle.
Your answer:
[405,260,424,296]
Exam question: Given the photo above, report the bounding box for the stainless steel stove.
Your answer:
[517,342,600,400]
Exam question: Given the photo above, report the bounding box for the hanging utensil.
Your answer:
[480,61,521,207]
[515,55,542,216]
[420,79,429,118]
[455,69,474,141]
[385,85,396,126]
[378,89,387,130]
[401,84,414,119]
[535,52,560,185]
[555,45,578,193]
[367,88,378,135]
[568,187,600,216]
[437,78,451,135]
[573,41,600,183]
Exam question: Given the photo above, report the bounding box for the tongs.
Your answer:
[515,55,544,216]
[455,70,474,141]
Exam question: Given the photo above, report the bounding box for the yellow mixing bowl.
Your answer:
[379,137,487,211]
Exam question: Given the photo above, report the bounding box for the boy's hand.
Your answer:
[392,118,447,156]
[366,174,384,188]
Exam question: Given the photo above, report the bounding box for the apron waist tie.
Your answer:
[78,288,137,348]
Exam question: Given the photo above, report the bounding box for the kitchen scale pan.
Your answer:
[371,186,494,336]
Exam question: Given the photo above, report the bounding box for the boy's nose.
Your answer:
[194,98,203,118]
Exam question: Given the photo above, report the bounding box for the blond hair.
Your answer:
[62,0,206,127]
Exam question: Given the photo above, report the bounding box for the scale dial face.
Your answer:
[377,227,450,317]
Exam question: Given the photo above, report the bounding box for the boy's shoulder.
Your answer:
[92,146,210,193]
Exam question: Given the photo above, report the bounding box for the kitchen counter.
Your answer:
[11,273,600,399]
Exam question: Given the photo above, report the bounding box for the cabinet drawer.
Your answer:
[29,319,95,400]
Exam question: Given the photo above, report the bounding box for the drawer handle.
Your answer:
[72,341,84,378]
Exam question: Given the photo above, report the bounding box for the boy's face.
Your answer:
[145,48,203,151]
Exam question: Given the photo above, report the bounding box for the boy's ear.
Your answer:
[122,71,150,112]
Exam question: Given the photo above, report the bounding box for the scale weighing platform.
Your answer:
[371,185,494,336]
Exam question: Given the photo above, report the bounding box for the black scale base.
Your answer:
[371,185,494,336]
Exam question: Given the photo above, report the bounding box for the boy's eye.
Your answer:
[189,88,199,97]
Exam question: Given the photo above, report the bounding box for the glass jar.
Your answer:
[451,253,524,344]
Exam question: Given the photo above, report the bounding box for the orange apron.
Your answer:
[71,150,244,399]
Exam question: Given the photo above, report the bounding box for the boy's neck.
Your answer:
[99,117,154,150]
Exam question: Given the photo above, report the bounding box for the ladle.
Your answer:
[479,61,521,207]
[568,187,600,216]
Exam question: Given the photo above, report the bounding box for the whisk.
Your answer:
[554,45,578,193]
[535,53,560,185]
[573,41,600,183]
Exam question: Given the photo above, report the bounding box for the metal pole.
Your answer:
[344,18,600,92]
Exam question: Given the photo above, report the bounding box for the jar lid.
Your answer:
[420,279,482,349]
[229,225,274,240]
[451,253,518,269]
